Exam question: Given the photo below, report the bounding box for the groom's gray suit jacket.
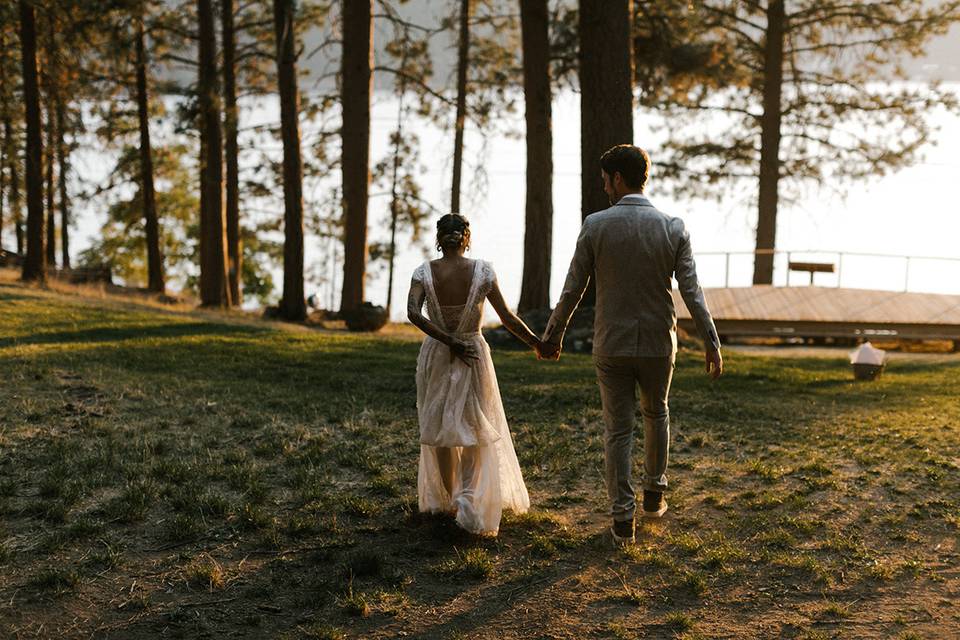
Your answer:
[544,194,720,358]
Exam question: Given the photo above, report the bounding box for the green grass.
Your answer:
[2,274,960,637]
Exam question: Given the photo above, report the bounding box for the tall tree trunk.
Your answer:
[578,0,633,305]
[579,0,633,220]
[0,32,6,253]
[753,0,785,286]
[136,12,164,292]
[44,81,56,269]
[6,119,23,255]
[518,0,553,313]
[222,0,241,304]
[450,0,471,214]
[197,0,231,307]
[0,127,6,251]
[339,0,372,313]
[385,92,404,315]
[55,94,69,269]
[274,0,306,321]
[19,0,45,282]
[43,12,57,269]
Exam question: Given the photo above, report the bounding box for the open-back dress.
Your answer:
[409,259,530,535]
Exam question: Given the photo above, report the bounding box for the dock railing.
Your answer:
[692,249,960,295]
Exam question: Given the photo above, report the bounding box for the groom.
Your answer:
[539,144,723,546]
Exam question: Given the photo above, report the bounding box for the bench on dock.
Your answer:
[788,261,835,285]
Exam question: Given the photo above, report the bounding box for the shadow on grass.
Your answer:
[0,322,269,348]
[0,290,35,303]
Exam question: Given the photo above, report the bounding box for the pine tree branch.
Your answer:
[236,49,274,64]
[372,11,442,35]
[701,3,765,33]
[788,6,957,33]
[236,18,274,32]
[150,22,199,42]
[158,53,200,68]
[666,102,761,120]
[787,37,906,55]
[372,66,457,108]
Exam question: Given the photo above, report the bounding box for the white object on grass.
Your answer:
[849,341,886,366]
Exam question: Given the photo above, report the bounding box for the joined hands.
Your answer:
[534,338,561,361]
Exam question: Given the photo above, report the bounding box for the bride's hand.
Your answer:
[449,339,479,366]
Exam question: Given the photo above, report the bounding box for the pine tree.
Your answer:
[450,0,471,214]
[340,0,372,313]
[579,0,634,221]
[274,0,306,321]
[518,0,552,313]
[650,1,960,285]
[19,0,45,282]
[43,12,57,269]
[223,0,242,304]
[197,0,232,307]
[135,5,165,292]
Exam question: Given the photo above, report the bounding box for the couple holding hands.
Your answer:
[406,144,722,546]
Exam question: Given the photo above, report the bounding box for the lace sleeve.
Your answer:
[480,261,497,298]
[411,263,425,285]
[408,264,427,317]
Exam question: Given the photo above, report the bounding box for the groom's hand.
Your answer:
[538,340,561,361]
[705,348,723,379]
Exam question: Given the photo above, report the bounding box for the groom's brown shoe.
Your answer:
[611,518,635,547]
[642,490,668,518]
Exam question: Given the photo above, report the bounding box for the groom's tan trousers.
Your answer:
[594,355,674,523]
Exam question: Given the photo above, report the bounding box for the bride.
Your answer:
[407,213,538,535]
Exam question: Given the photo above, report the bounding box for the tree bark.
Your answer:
[0,31,6,253]
[578,0,633,305]
[450,0,471,214]
[19,0,45,282]
[339,0,372,313]
[44,102,55,268]
[385,94,404,315]
[136,11,164,292]
[197,0,231,307]
[223,0,242,304]
[5,119,23,255]
[55,93,69,269]
[753,0,785,286]
[274,0,306,321]
[579,0,633,220]
[518,0,553,313]
[0,124,5,251]
[44,20,56,270]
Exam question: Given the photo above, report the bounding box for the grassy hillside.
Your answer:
[1,271,958,639]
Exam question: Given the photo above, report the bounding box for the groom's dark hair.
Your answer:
[600,145,650,191]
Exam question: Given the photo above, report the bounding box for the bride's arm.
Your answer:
[486,279,540,351]
[407,276,479,363]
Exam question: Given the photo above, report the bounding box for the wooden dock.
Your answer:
[673,286,960,343]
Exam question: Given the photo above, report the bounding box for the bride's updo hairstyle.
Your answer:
[436,213,471,252]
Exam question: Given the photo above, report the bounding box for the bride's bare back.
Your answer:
[429,257,476,307]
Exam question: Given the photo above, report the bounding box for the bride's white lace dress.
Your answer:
[410,259,530,535]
